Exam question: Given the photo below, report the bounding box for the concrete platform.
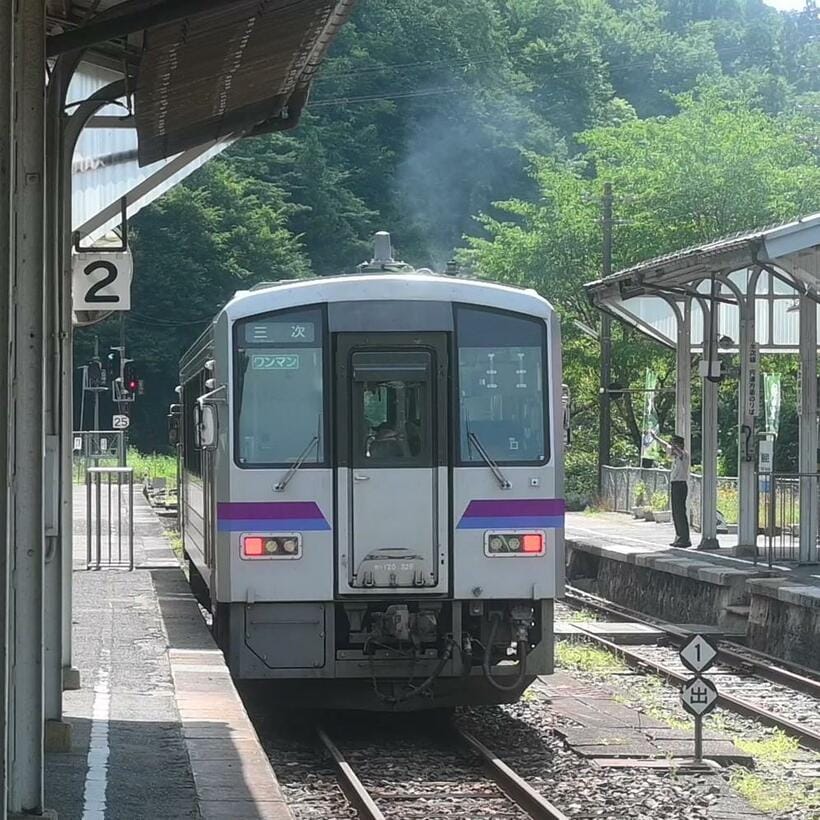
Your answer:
[45,487,293,820]
[567,512,820,670]
[556,620,665,645]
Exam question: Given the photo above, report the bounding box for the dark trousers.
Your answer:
[671,481,690,544]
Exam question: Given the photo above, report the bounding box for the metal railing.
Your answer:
[86,467,134,570]
[73,429,126,482]
[601,465,737,531]
[759,473,820,566]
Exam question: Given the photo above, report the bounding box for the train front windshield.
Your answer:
[234,307,326,467]
[232,302,548,470]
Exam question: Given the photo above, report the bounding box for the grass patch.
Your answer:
[555,641,626,674]
[127,449,177,487]
[733,730,799,763]
[568,607,599,623]
[729,770,820,815]
[166,530,183,561]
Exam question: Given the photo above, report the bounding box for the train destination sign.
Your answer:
[680,675,718,718]
[679,634,717,674]
[245,321,315,345]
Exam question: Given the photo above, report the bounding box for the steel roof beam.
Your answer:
[47,0,239,57]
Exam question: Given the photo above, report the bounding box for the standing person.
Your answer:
[652,432,691,548]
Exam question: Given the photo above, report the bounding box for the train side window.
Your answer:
[455,305,549,465]
[182,374,203,477]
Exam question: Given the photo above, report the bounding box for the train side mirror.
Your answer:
[167,404,181,447]
[562,384,571,448]
[196,403,218,450]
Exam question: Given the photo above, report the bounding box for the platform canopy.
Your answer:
[585,213,820,352]
[48,0,356,165]
[584,213,820,564]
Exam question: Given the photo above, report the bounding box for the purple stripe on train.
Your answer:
[216,501,330,532]
[457,498,565,530]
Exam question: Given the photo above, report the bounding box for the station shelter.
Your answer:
[585,215,820,565]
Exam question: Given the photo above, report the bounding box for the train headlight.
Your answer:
[265,539,279,554]
[282,538,299,554]
[483,531,545,557]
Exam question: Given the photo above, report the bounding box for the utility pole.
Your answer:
[597,182,613,497]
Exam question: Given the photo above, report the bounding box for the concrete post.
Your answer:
[9,0,47,813]
[736,284,758,556]
[0,0,14,813]
[43,64,65,749]
[675,299,692,453]
[700,299,720,550]
[798,293,818,564]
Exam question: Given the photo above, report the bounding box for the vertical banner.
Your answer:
[747,343,759,418]
[764,373,782,437]
[640,369,660,462]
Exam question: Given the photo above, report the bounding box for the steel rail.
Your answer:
[569,622,820,752]
[455,726,570,820]
[564,585,820,699]
[318,723,570,820]
[316,726,386,820]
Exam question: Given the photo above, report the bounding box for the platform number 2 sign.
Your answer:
[72,251,133,312]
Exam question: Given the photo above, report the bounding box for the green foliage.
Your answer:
[634,481,648,506]
[650,490,669,512]
[78,0,820,470]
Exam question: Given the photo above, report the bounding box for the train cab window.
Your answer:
[234,307,326,467]
[352,351,432,467]
[456,305,548,464]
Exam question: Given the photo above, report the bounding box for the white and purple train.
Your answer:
[173,234,564,710]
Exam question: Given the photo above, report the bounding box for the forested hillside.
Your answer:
[76,0,820,502]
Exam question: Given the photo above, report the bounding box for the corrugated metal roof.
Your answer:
[585,213,820,290]
[48,0,355,166]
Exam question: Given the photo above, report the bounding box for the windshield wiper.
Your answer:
[274,435,319,492]
[467,431,511,490]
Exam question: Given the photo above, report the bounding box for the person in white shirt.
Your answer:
[652,432,691,548]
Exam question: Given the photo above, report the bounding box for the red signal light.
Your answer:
[242,536,264,557]
[522,533,544,553]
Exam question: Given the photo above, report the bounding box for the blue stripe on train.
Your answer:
[217,518,331,532]
[456,515,565,530]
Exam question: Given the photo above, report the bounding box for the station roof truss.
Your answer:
[48,0,356,166]
[584,213,820,353]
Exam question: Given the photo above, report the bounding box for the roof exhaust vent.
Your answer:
[357,231,414,274]
[373,231,394,265]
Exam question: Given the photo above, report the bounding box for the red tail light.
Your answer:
[242,536,264,557]
[522,533,544,553]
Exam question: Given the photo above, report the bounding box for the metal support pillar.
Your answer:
[736,290,758,555]
[675,299,692,454]
[798,293,818,564]
[9,0,47,813]
[0,0,14,812]
[700,301,720,550]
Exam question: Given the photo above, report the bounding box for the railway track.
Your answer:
[317,722,569,820]
[563,585,820,751]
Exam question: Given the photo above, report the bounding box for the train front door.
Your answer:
[335,334,448,594]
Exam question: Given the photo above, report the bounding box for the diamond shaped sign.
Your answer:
[679,634,717,674]
[680,676,718,717]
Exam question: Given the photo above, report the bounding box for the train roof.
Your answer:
[219,271,555,323]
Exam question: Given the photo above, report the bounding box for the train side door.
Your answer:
[335,334,448,594]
